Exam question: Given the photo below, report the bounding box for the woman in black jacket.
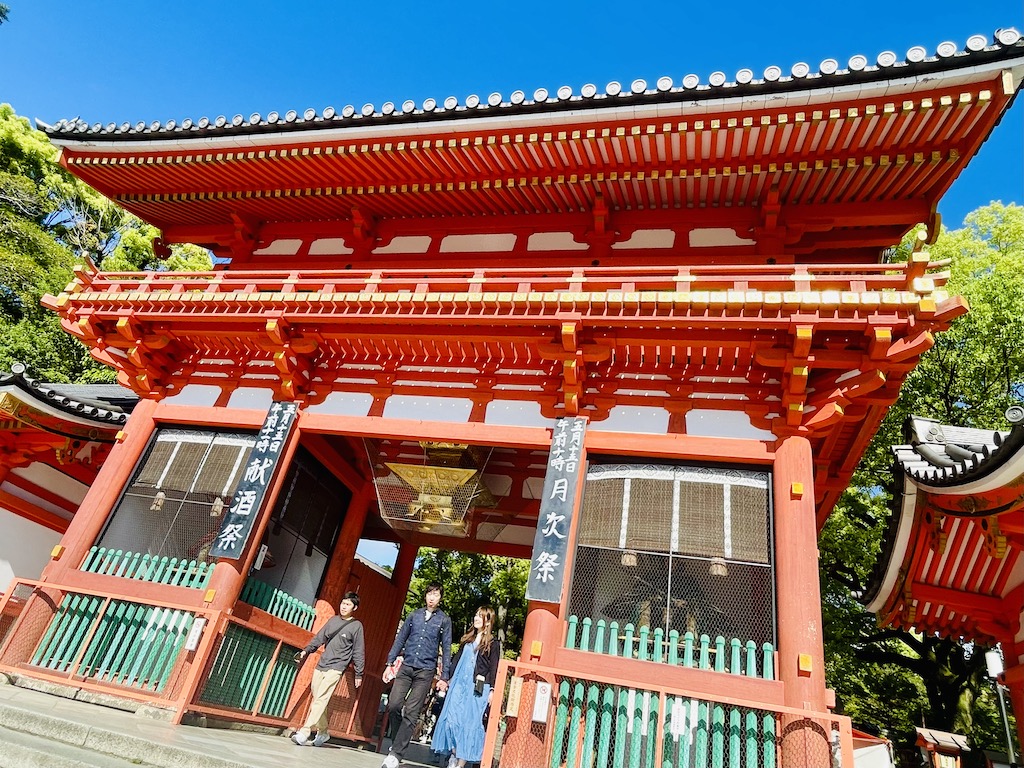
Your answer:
[431,606,501,768]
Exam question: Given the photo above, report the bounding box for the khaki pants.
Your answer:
[297,667,343,738]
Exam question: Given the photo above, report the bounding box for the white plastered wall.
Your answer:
[0,507,62,588]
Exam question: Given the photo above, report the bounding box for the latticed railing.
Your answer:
[80,547,214,589]
[59,256,946,299]
[238,579,316,630]
[29,593,197,693]
[197,621,302,718]
[566,616,775,680]
[484,658,852,768]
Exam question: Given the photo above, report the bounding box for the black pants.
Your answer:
[386,664,435,759]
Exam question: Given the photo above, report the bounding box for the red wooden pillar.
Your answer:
[41,398,159,581]
[389,542,418,607]
[317,485,373,615]
[521,601,560,664]
[772,435,831,763]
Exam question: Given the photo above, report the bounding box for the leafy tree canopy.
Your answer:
[0,104,211,382]
[404,548,529,658]
[821,202,1023,755]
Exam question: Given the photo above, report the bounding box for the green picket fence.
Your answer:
[80,547,214,590]
[544,676,776,768]
[198,622,300,718]
[565,616,775,680]
[239,579,316,631]
[29,593,195,693]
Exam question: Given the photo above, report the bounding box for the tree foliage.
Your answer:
[0,104,211,382]
[821,203,1024,755]
[404,548,529,658]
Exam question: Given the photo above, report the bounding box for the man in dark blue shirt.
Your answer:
[381,583,452,768]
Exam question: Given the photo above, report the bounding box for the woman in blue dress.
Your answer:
[432,606,501,768]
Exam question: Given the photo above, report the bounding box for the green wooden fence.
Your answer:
[542,673,776,768]
[565,616,775,680]
[552,618,778,767]
[30,593,195,693]
[239,579,316,630]
[198,622,300,718]
[80,547,213,590]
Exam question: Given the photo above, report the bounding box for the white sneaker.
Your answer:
[311,732,330,747]
[381,754,401,768]
[447,753,459,768]
[290,731,310,746]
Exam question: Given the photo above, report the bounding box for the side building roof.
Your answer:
[0,363,136,432]
[863,406,1024,645]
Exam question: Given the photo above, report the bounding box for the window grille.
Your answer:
[568,463,775,652]
[97,428,256,563]
[249,447,350,606]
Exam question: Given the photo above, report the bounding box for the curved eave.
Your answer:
[39,36,1024,146]
[0,367,132,431]
[892,421,1024,496]
[863,473,917,612]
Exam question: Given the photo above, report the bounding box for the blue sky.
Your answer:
[1,1,1020,227]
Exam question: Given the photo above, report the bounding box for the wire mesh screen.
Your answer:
[198,621,302,718]
[252,447,351,607]
[367,440,493,537]
[0,582,33,649]
[97,428,256,563]
[568,464,775,656]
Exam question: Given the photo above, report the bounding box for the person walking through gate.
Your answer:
[291,592,365,747]
[432,606,501,768]
[380,583,452,768]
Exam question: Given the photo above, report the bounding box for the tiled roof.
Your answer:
[862,406,1024,635]
[1,363,136,425]
[891,407,1024,490]
[38,29,1023,141]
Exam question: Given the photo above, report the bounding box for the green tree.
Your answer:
[0,104,211,382]
[404,548,529,658]
[821,202,1024,755]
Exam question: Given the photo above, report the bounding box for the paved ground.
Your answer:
[0,678,444,768]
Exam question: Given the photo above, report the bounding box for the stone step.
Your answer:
[0,722,160,768]
[0,697,250,768]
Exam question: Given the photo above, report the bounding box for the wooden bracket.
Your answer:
[923,506,947,554]
[887,330,934,362]
[230,212,260,258]
[152,236,172,260]
[581,195,618,251]
[265,318,319,402]
[980,517,1007,559]
[348,206,379,253]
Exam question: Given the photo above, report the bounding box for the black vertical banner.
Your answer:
[209,401,299,560]
[526,416,587,604]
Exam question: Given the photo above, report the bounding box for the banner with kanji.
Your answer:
[525,416,587,603]
[209,401,298,560]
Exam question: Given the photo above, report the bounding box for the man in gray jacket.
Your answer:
[291,591,365,747]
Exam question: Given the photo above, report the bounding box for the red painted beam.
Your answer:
[0,488,70,533]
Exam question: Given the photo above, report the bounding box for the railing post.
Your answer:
[174,609,224,724]
[480,659,511,768]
